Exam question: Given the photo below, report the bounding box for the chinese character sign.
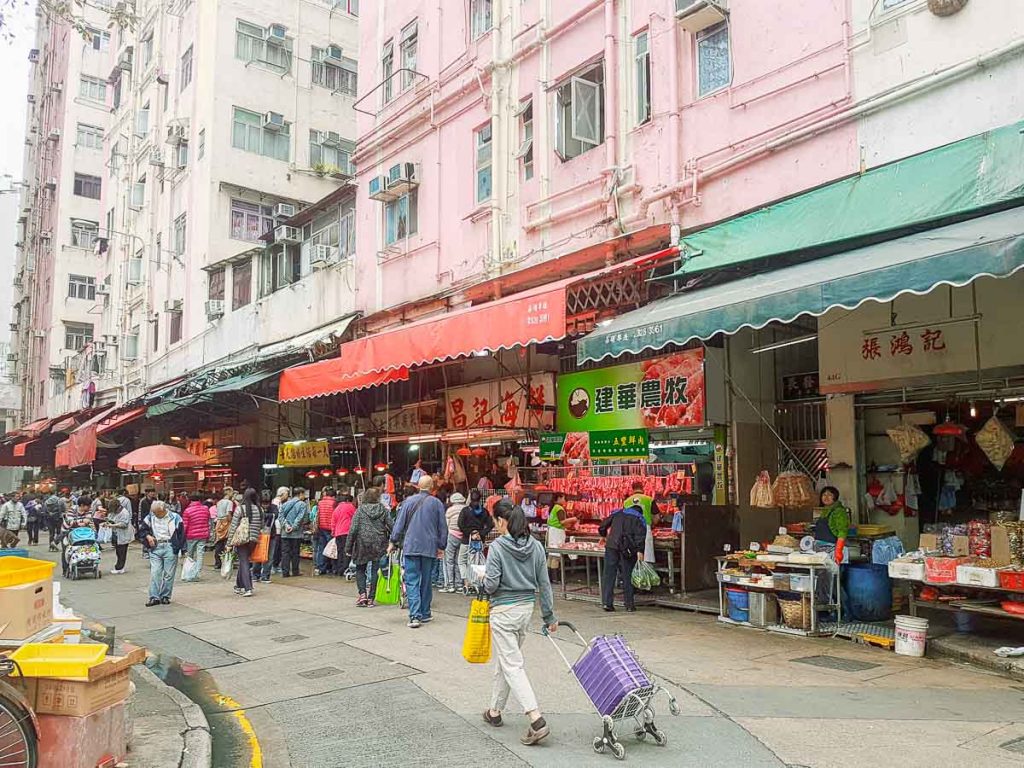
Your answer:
[445,374,555,430]
[557,350,706,431]
[371,403,438,435]
[540,430,648,461]
[276,440,331,467]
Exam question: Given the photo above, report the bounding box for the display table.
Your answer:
[895,577,1024,622]
[715,555,841,637]
[547,546,656,607]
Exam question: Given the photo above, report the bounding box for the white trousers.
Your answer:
[489,602,539,714]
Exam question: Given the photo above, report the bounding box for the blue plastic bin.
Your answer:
[726,588,750,622]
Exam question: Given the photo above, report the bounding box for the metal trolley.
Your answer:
[544,621,680,760]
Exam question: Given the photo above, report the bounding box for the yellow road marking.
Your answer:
[215,693,263,768]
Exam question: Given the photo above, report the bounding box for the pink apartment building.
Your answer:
[351,0,857,320]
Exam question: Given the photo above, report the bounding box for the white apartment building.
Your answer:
[13,8,115,421]
[95,0,360,406]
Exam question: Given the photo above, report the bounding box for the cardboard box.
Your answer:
[951,534,970,557]
[37,699,127,768]
[992,525,1011,565]
[23,669,130,717]
[919,533,939,552]
[0,578,54,641]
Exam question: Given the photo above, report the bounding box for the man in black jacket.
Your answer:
[598,505,647,613]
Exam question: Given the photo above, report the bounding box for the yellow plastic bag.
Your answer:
[462,598,492,664]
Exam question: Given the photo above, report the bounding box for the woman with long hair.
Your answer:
[227,487,264,597]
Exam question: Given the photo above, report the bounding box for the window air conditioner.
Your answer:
[368,175,393,202]
[32,331,45,339]
[8,322,19,332]
[166,124,187,144]
[205,299,224,318]
[274,225,300,244]
[324,44,343,64]
[44,177,57,189]
[95,284,109,296]
[6,353,17,362]
[262,111,285,131]
[273,202,296,218]
[311,244,339,268]
[28,49,39,63]
[48,129,61,141]
[149,148,164,166]
[323,130,342,147]
[27,94,35,104]
[675,0,728,34]
[267,23,288,41]
[386,162,418,195]
[164,298,183,313]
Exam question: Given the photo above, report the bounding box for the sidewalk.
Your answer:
[41,543,1024,768]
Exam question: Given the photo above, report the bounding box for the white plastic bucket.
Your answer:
[894,615,929,657]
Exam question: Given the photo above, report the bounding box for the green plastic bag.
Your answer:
[631,560,661,591]
[375,558,402,605]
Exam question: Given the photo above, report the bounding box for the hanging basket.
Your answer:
[928,0,968,16]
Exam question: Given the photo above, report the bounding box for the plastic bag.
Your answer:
[96,526,112,544]
[467,547,487,587]
[886,423,931,463]
[462,598,492,664]
[749,471,775,508]
[631,560,661,591]
[976,416,1015,470]
[220,550,235,579]
[251,531,270,564]
[374,557,402,605]
[181,556,202,582]
[772,471,814,508]
[322,537,338,560]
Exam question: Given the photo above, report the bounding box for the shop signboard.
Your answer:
[538,429,649,460]
[557,350,706,432]
[371,402,438,435]
[445,373,555,431]
[781,372,820,401]
[276,440,331,467]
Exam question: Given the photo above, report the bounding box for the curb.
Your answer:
[929,641,1024,682]
[134,665,213,768]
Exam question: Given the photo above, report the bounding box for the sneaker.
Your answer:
[356,594,367,607]
[521,717,549,746]
[420,615,433,624]
[407,618,421,629]
[366,599,375,608]
[483,710,503,727]
[260,577,271,583]
[233,587,244,595]
[243,590,253,597]
[160,597,171,605]
[145,597,160,607]
[109,568,124,575]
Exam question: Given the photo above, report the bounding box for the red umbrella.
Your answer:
[117,444,205,471]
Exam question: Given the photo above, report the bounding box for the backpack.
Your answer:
[44,496,62,521]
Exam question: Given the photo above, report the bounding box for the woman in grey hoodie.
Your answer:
[482,500,558,746]
[345,487,392,606]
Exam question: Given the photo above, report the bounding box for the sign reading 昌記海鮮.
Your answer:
[557,350,706,432]
[538,429,648,461]
[276,440,331,467]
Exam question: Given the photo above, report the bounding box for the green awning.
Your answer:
[147,369,280,417]
[667,120,1024,278]
[578,208,1024,364]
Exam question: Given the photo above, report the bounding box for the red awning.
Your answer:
[54,440,70,468]
[13,441,32,457]
[57,406,117,468]
[97,406,146,435]
[278,365,410,403]
[15,417,56,439]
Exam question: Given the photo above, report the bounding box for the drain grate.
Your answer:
[270,634,309,643]
[245,619,280,627]
[791,655,881,672]
[298,666,343,680]
[1001,736,1024,755]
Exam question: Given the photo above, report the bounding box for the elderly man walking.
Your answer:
[388,475,447,629]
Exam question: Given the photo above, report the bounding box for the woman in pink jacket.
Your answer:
[181,493,212,581]
[331,492,356,576]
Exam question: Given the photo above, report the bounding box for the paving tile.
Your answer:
[127,627,247,669]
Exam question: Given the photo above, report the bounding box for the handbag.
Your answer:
[322,537,338,560]
[251,530,270,563]
[215,516,231,541]
[461,597,492,664]
[374,556,402,605]
[228,513,250,547]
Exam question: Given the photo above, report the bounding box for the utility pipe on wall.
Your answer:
[602,0,618,221]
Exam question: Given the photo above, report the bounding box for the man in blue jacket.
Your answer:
[388,475,447,628]
[279,488,309,577]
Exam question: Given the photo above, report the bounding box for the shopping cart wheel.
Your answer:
[633,727,647,741]
[651,728,668,747]
[592,737,606,754]
[668,697,680,716]
[611,742,626,760]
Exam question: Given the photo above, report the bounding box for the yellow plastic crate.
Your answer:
[8,642,108,679]
[0,556,55,588]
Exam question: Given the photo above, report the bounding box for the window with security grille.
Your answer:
[232,107,290,161]
[554,63,604,161]
[70,220,99,249]
[235,20,293,74]
[696,22,731,97]
[64,323,93,351]
[311,48,358,96]
[68,275,96,300]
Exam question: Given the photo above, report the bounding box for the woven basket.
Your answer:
[777,595,811,630]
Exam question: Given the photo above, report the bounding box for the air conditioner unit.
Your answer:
[166,124,187,144]
[51,82,62,94]
[27,94,35,104]
[386,162,419,195]
[274,202,296,219]
[40,231,51,241]
[48,129,61,141]
[274,225,300,244]
[324,44,343,64]
[205,299,224,319]
[8,322,18,332]
[117,47,133,71]
[93,340,106,352]
[368,175,393,202]
[32,331,44,339]
[267,23,288,41]
[102,334,119,345]
[675,0,728,33]
[310,244,338,268]
[149,148,164,166]
[28,49,39,63]
[323,130,342,147]
[44,177,57,190]
[95,284,110,296]
[6,353,17,362]
[164,298,183,313]
[262,111,285,131]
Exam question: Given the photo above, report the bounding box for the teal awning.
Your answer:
[667,120,1024,278]
[147,369,280,417]
[578,208,1024,364]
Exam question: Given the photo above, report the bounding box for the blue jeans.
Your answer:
[314,528,332,572]
[149,543,177,600]
[403,555,436,620]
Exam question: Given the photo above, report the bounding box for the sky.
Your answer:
[0,2,37,181]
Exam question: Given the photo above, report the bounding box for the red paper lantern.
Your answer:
[305,470,318,479]
[472,447,488,457]
[456,446,472,457]
[354,466,365,475]
[373,462,388,472]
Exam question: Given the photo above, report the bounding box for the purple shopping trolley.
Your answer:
[545,621,679,760]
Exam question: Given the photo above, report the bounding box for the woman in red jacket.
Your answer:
[181,492,212,581]
[331,492,356,576]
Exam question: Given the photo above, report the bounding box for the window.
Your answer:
[882,0,910,8]
[309,130,354,173]
[232,258,252,310]
[385,189,418,245]
[634,31,651,125]
[151,315,159,352]
[64,323,93,351]
[129,176,145,208]
[554,64,604,162]
[475,122,492,203]
[516,100,534,181]
[141,32,153,68]
[79,75,107,102]
[235,20,293,74]
[169,313,182,345]
[230,199,274,241]
[311,48,358,96]
[180,45,193,90]
[112,74,122,110]
[231,107,291,161]
[208,268,225,301]
[173,213,187,256]
[338,0,358,14]
[198,128,205,159]
[400,22,418,90]
[88,28,110,51]
[128,250,144,285]
[70,220,98,249]
[76,123,103,150]
[68,274,96,300]
[338,206,356,259]
[696,22,731,97]
[175,141,188,169]
[135,102,150,138]
[154,233,161,269]
[471,0,493,40]
[381,40,394,104]
[123,328,140,360]
[73,173,101,199]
